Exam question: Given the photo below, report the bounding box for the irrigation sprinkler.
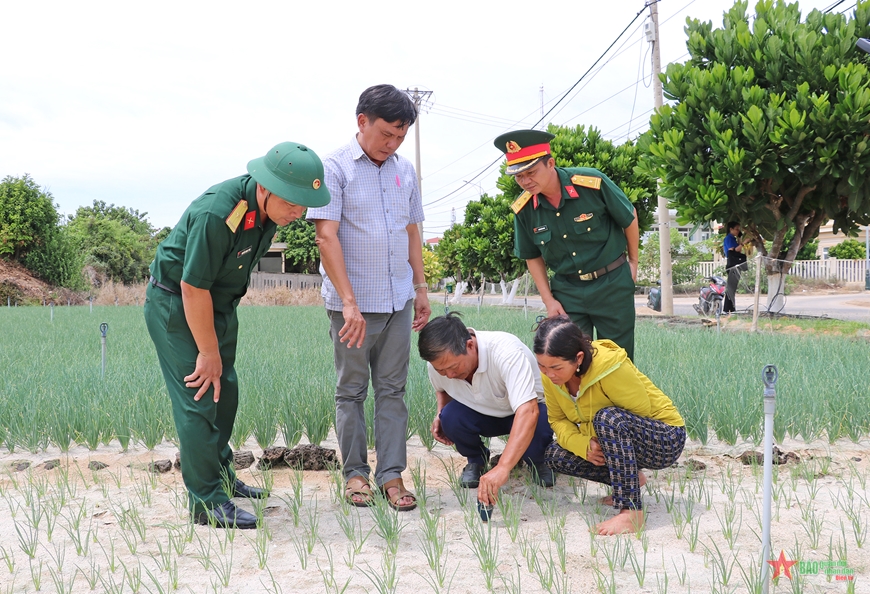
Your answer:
[50,303,54,323]
[89,296,93,314]
[760,364,778,593]
[100,323,109,379]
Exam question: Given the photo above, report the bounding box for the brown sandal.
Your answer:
[380,478,417,512]
[345,476,374,508]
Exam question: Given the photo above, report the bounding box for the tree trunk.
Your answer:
[450,281,467,304]
[766,272,787,313]
[499,278,521,305]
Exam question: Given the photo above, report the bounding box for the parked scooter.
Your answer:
[693,276,726,317]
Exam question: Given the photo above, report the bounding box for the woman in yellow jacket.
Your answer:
[533,316,685,535]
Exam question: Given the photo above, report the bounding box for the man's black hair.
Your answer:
[356,84,417,127]
[418,312,471,362]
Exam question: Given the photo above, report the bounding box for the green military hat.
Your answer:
[493,129,556,175]
[247,142,331,208]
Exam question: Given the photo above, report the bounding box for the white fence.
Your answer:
[696,258,867,282]
[249,272,322,291]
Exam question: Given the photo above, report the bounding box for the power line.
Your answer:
[423,5,650,208]
[423,0,699,205]
[626,21,649,142]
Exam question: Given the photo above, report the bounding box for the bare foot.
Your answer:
[594,509,645,536]
[598,471,647,506]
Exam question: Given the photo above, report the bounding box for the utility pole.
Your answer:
[540,84,544,116]
[648,1,673,314]
[405,87,433,243]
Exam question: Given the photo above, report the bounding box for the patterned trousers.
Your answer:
[545,407,686,510]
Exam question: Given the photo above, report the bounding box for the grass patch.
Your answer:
[0,304,867,452]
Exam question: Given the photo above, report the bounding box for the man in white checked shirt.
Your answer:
[307,84,430,512]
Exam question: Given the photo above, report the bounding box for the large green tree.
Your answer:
[0,174,59,261]
[66,201,159,285]
[459,194,526,302]
[276,219,319,274]
[637,0,870,306]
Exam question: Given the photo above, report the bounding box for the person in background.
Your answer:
[723,221,746,314]
[145,142,330,529]
[534,316,685,535]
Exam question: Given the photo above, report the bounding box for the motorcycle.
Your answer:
[693,275,726,317]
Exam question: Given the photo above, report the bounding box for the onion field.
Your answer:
[1,304,868,454]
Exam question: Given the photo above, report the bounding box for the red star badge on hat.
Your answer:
[243,211,256,231]
[768,550,797,579]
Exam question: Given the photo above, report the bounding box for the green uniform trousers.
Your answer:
[143,283,239,514]
[550,262,636,361]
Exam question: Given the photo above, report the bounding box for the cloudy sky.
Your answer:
[0,0,849,239]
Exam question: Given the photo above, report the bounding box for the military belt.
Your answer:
[565,254,626,282]
[149,276,179,294]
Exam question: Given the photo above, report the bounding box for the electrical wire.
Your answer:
[626,21,648,142]
[423,0,702,214]
[423,4,651,208]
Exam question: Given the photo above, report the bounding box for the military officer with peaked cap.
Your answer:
[144,142,330,529]
[496,129,639,360]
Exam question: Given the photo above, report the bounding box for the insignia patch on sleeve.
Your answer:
[510,191,532,214]
[571,175,602,190]
[225,201,248,232]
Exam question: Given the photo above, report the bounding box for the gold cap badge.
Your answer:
[506,141,521,154]
[312,179,321,190]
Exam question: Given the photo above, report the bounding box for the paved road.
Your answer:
[439,290,870,323]
[638,291,870,322]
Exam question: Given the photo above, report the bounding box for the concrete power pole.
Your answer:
[648,1,674,314]
[405,87,433,243]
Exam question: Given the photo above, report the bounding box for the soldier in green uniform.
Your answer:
[144,142,330,529]
[496,130,639,360]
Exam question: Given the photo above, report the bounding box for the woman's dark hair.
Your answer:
[418,312,471,362]
[533,316,594,376]
[356,84,417,127]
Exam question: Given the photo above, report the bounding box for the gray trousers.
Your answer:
[328,299,413,487]
[724,265,742,312]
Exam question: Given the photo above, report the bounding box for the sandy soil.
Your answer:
[0,433,867,594]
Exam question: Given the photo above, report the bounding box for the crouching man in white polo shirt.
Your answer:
[418,312,555,505]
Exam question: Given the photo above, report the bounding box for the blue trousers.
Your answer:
[439,400,553,466]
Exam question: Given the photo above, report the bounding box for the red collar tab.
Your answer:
[243,211,257,230]
[533,195,539,209]
[565,185,579,198]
